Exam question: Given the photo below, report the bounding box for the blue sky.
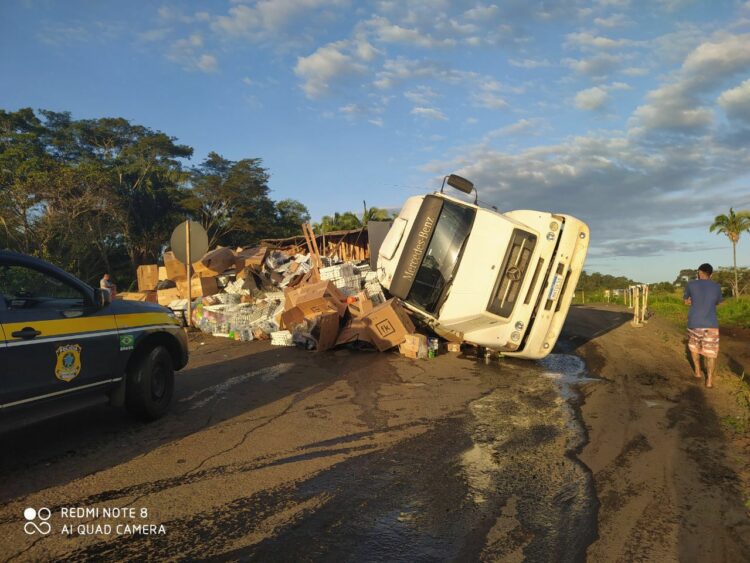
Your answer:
[2,0,750,282]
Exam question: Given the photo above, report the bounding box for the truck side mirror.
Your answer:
[441,174,478,204]
[95,288,112,309]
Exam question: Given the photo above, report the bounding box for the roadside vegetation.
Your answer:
[648,292,750,329]
[0,108,388,290]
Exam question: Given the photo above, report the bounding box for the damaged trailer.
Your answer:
[376,174,589,359]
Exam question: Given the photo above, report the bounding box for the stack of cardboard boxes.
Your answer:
[120,246,265,307]
[120,241,437,355]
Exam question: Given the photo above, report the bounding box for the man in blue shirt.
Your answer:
[683,263,724,388]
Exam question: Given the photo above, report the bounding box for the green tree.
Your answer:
[185,152,271,246]
[673,268,697,287]
[0,108,192,283]
[274,199,311,238]
[710,207,750,297]
[316,211,363,233]
[362,201,391,225]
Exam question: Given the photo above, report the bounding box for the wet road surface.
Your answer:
[0,337,600,562]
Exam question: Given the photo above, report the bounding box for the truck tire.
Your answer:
[125,346,174,421]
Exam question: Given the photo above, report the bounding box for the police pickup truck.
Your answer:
[0,251,188,426]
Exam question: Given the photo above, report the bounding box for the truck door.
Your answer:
[0,262,119,409]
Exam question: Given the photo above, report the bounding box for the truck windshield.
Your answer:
[406,200,475,314]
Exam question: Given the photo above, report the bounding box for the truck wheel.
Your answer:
[125,346,174,421]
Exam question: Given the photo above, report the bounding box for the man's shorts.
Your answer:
[687,328,720,358]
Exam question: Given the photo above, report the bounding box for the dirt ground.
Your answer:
[0,304,748,561]
[563,305,750,562]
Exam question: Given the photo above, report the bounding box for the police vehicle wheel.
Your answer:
[125,346,174,421]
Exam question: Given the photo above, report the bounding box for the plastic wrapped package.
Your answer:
[270,330,294,346]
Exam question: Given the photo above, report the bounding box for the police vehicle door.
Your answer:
[0,262,118,408]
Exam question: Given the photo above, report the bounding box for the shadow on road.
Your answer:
[0,344,392,503]
[556,305,633,354]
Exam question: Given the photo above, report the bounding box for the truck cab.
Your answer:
[376,176,589,359]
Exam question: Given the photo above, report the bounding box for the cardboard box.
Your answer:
[177,276,219,299]
[119,291,157,303]
[363,299,415,352]
[284,281,347,318]
[235,246,268,271]
[193,247,236,277]
[158,266,168,281]
[347,291,374,318]
[163,251,186,281]
[136,264,159,292]
[399,333,428,359]
[314,312,340,352]
[157,288,182,306]
[280,307,306,330]
[335,318,375,347]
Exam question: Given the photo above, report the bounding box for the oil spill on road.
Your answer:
[238,353,601,562]
[460,353,599,561]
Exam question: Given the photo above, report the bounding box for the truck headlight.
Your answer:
[515,321,524,330]
[511,331,521,341]
[546,232,555,241]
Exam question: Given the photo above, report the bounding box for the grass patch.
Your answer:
[720,372,750,436]
[583,290,750,329]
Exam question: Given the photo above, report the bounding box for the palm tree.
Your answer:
[361,200,391,225]
[710,207,750,297]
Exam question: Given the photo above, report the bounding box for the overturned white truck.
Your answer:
[376,175,589,359]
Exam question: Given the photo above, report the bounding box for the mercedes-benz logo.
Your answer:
[506,266,521,281]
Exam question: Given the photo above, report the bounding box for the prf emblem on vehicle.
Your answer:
[55,344,82,382]
[506,266,522,281]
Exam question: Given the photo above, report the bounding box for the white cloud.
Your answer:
[411,107,448,120]
[471,80,510,110]
[196,54,218,73]
[631,84,713,132]
[509,57,551,69]
[631,33,750,134]
[373,57,477,90]
[137,28,171,43]
[463,5,500,21]
[158,7,211,25]
[404,85,438,105]
[295,38,377,98]
[623,66,649,76]
[564,53,623,77]
[366,16,456,48]
[575,87,609,110]
[718,79,750,124]
[166,33,218,73]
[681,33,750,88]
[213,0,348,35]
[565,31,636,50]
[494,118,544,136]
[594,13,631,28]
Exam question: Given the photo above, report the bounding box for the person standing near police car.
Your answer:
[100,272,116,299]
[683,263,723,388]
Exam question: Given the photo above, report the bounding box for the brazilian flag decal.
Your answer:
[119,334,135,351]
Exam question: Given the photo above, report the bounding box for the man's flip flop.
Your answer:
[705,383,714,388]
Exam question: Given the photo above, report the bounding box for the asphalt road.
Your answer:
[0,325,601,562]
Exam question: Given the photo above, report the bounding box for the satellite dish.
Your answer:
[170,220,208,264]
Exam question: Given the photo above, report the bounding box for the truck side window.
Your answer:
[0,265,86,311]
